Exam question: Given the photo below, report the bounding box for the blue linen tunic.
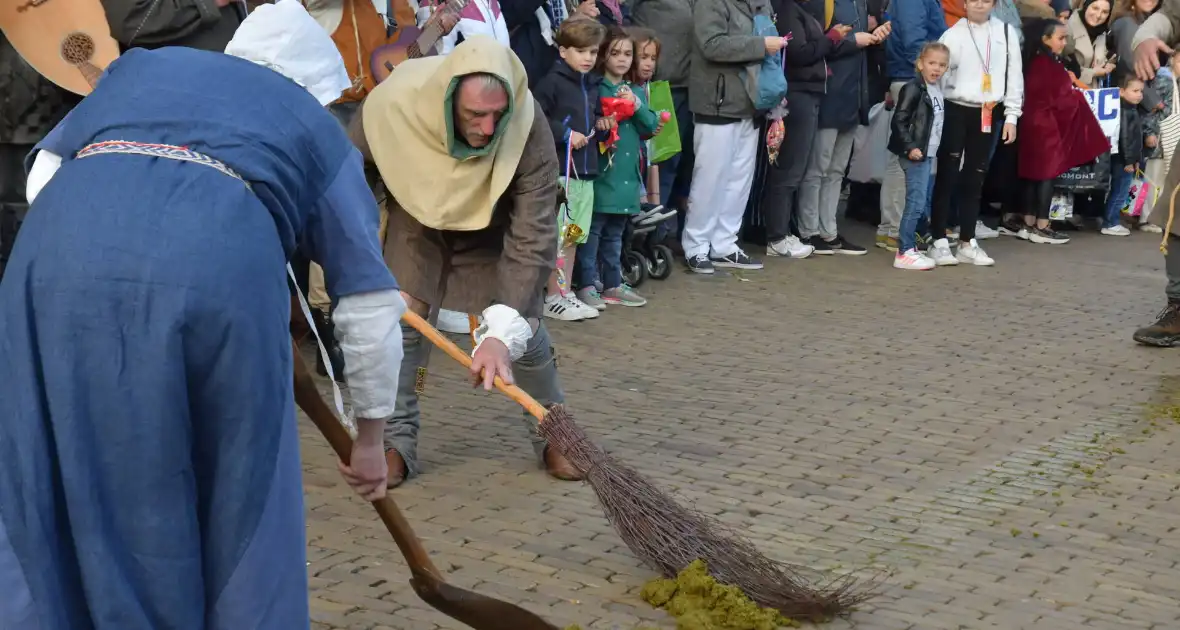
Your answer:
[0,47,396,630]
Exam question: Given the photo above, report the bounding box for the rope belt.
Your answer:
[75,140,252,190]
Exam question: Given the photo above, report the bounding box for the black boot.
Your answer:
[311,307,346,382]
[1133,302,1180,348]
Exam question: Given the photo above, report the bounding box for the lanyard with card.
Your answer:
[969,23,995,132]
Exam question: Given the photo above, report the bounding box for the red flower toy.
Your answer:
[598,96,636,152]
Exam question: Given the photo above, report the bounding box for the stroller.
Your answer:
[620,202,677,288]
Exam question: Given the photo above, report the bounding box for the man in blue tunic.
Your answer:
[0,2,405,628]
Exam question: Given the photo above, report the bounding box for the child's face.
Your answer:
[604,39,634,78]
[918,50,948,83]
[559,45,598,74]
[634,42,658,83]
[965,0,995,23]
[1043,25,1067,55]
[1123,81,1145,105]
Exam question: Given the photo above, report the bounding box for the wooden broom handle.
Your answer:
[402,310,549,421]
[291,341,443,579]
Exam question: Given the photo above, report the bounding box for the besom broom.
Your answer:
[404,311,881,621]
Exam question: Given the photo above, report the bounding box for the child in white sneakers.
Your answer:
[889,42,949,271]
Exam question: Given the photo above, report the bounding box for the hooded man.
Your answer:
[347,35,584,487]
[0,2,403,628]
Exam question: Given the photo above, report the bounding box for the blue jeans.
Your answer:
[1104,160,1133,228]
[575,212,627,291]
[900,156,935,252]
[655,87,694,243]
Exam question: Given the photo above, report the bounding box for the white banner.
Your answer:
[1082,87,1121,155]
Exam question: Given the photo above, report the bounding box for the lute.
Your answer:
[0,0,119,95]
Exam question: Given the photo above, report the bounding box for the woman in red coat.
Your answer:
[1018,17,1111,244]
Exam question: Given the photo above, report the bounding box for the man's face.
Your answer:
[455,78,509,149]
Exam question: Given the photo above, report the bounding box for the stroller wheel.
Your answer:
[622,250,648,288]
[647,244,673,280]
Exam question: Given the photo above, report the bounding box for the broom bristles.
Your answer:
[537,404,882,621]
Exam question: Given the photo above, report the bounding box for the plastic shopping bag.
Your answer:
[847,102,891,184]
[646,80,681,164]
[1122,174,1156,218]
[1049,191,1073,221]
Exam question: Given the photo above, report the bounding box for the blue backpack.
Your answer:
[751,13,788,111]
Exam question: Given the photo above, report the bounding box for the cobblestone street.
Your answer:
[301,227,1180,630]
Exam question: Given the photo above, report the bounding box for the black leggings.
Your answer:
[932,102,997,242]
[1022,178,1054,221]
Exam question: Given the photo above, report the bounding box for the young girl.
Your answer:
[1017,18,1109,243]
[888,42,950,271]
[932,0,1024,267]
[573,26,659,308]
[626,28,676,224]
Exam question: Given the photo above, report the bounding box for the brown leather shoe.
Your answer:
[543,446,584,481]
[385,449,407,488]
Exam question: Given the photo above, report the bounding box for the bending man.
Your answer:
[348,36,584,486]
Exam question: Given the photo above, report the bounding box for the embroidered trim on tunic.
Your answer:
[75,140,251,189]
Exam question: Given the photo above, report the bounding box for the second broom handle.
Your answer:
[402,310,548,421]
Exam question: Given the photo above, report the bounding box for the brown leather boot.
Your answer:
[543,446,584,481]
[1133,302,1180,347]
[385,449,407,488]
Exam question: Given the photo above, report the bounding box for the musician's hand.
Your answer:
[438,10,459,35]
[569,131,589,149]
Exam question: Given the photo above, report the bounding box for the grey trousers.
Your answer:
[385,321,561,477]
[1167,250,1180,301]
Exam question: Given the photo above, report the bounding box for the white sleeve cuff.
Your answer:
[333,289,406,420]
[472,304,531,362]
[26,150,63,205]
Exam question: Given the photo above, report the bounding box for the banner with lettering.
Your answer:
[1082,87,1120,155]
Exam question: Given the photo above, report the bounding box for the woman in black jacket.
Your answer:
[756,0,854,258]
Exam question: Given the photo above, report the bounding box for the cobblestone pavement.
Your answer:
[302,227,1180,630]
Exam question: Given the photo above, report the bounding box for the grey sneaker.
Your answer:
[710,249,764,269]
[602,285,647,307]
[575,287,607,310]
[686,253,715,274]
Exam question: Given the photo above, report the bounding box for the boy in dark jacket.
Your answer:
[1105,76,1146,235]
[533,17,608,321]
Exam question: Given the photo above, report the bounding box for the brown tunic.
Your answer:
[348,97,559,319]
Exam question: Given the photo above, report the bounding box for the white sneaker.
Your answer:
[974,221,999,240]
[564,293,600,319]
[893,248,935,270]
[437,308,473,333]
[543,294,596,321]
[766,235,814,258]
[929,238,959,266]
[1101,225,1132,236]
[1140,223,1164,233]
[955,238,995,266]
[1016,227,1032,241]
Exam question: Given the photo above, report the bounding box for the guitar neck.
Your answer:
[412,22,444,59]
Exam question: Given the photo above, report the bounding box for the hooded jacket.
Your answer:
[688,0,773,122]
[772,0,844,93]
[533,60,604,178]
